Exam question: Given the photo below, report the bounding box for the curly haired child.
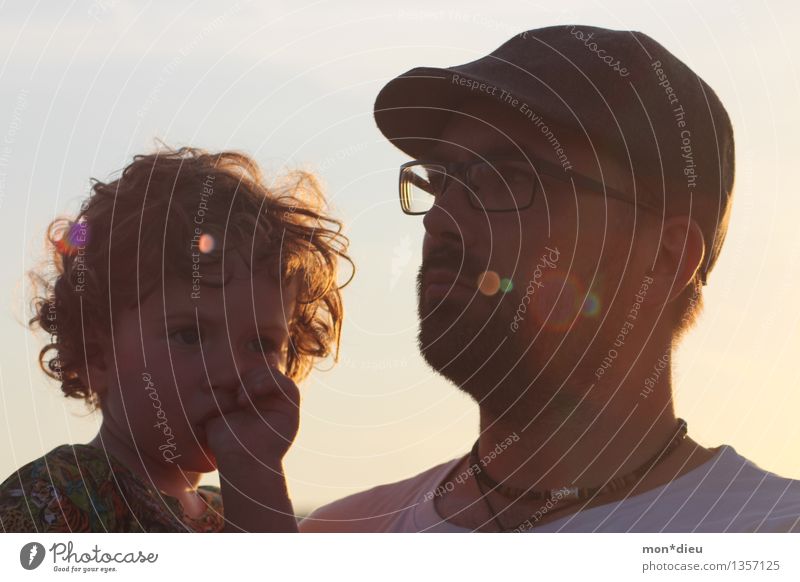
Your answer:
[0,147,351,532]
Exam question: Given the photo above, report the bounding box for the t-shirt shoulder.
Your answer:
[538,445,800,533]
[299,456,462,532]
[685,447,800,532]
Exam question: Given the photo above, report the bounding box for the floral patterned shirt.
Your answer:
[0,444,223,532]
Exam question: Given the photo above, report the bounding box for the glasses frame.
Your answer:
[399,156,664,216]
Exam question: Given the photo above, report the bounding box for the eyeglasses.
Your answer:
[399,156,663,215]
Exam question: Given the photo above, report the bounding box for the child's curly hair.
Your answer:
[29,147,353,409]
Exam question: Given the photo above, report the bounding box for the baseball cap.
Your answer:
[374,25,735,285]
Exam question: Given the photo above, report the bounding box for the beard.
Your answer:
[416,245,615,424]
[416,258,559,421]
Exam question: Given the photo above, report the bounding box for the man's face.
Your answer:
[416,98,656,417]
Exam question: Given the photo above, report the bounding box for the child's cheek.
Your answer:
[136,368,193,424]
[172,360,208,395]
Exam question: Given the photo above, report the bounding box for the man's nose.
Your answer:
[422,180,474,246]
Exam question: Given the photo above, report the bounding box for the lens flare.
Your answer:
[532,270,583,332]
[198,233,215,254]
[477,270,501,296]
[55,222,89,256]
[582,292,601,318]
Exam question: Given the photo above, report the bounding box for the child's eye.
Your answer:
[247,336,279,353]
[169,328,203,346]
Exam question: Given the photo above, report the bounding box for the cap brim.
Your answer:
[374,63,577,161]
[373,66,494,159]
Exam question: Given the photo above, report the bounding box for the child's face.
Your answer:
[93,253,299,473]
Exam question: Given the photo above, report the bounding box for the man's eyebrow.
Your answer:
[486,147,530,160]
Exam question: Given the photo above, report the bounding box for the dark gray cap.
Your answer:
[374,25,735,285]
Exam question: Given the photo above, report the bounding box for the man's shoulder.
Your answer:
[723,449,800,532]
[655,445,800,532]
[299,456,462,532]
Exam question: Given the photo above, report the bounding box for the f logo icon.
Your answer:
[20,542,46,570]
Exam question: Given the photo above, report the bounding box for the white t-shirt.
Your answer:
[299,445,800,532]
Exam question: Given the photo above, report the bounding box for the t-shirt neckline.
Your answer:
[417,444,732,532]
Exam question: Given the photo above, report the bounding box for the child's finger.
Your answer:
[237,365,299,408]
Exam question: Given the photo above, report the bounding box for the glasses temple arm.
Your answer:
[532,157,664,214]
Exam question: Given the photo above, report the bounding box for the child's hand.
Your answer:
[202,366,301,532]
[203,366,300,466]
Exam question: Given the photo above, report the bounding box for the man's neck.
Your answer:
[477,395,683,493]
[434,337,720,530]
[472,333,689,491]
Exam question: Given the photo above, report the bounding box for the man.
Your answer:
[300,25,800,532]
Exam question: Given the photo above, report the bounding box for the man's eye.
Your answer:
[425,167,447,193]
[169,328,202,346]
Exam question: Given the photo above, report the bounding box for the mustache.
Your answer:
[419,245,485,285]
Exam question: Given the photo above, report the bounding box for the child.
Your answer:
[0,147,351,532]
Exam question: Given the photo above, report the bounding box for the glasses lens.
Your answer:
[467,161,535,211]
[400,163,446,214]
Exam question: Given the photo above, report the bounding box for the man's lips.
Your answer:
[422,268,477,301]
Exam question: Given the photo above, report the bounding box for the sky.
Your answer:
[0,0,798,514]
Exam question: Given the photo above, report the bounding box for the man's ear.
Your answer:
[647,215,705,304]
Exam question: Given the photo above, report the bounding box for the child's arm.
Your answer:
[203,367,301,532]
[215,455,297,532]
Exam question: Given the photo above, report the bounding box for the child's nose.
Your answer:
[204,340,283,390]
[207,372,240,394]
[206,359,248,393]
[207,359,280,393]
